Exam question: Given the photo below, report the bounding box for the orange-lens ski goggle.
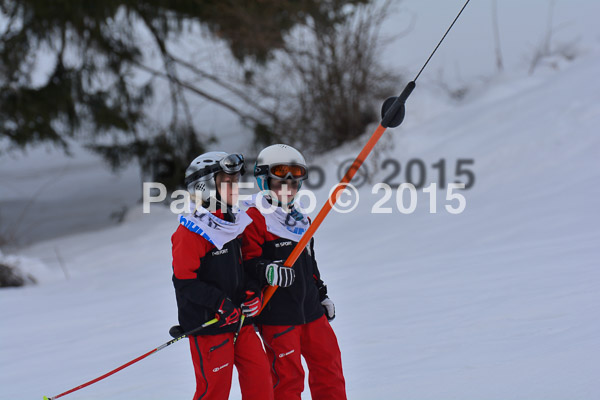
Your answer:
[269,164,307,180]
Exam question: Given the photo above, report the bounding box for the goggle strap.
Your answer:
[254,165,269,176]
[185,164,221,186]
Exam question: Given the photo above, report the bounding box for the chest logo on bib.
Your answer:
[212,248,229,256]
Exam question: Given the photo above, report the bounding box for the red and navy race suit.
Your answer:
[172,222,249,335]
[171,210,273,400]
[241,207,325,326]
[242,206,346,400]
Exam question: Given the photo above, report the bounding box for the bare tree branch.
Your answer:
[131,61,262,125]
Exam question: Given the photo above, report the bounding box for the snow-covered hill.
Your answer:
[1,39,599,400]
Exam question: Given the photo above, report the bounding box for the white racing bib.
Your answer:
[179,203,252,250]
[244,194,310,243]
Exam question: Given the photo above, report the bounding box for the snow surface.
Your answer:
[1,42,600,399]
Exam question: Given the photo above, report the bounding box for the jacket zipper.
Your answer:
[300,250,307,324]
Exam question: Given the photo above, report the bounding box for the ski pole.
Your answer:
[233,315,246,344]
[43,317,218,400]
[260,0,472,312]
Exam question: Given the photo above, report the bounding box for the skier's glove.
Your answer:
[321,297,335,321]
[241,290,263,317]
[265,261,295,287]
[215,298,241,327]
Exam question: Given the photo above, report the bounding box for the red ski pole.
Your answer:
[43,318,218,400]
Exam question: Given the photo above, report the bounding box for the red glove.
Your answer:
[241,290,263,317]
[215,298,241,327]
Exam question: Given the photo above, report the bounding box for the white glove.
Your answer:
[321,297,335,321]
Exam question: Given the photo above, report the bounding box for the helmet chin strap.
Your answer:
[199,177,235,222]
[263,195,305,221]
[264,194,292,208]
[214,180,236,222]
[202,197,235,222]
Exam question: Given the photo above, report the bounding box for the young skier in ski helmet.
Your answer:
[243,144,346,400]
[173,151,274,400]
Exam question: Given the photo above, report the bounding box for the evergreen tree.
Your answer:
[0,0,368,189]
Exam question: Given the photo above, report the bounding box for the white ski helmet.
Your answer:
[254,144,308,192]
[185,151,245,203]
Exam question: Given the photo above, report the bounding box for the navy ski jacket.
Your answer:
[241,207,327,326]
[171,211,252,336]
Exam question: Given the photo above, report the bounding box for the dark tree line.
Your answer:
[1,0,401,191]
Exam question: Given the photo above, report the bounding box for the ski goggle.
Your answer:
[219,153,245,174]
[185,153,245,186]
[268,164,307,180]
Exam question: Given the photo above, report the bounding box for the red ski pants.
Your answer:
[259,315,347,400]
[188,325,274,400]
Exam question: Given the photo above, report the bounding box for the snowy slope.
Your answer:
[2,43,599,400]
[0,146,140,247]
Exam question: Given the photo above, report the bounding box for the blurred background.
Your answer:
[1,1,599,399]
[1,0,597,248]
